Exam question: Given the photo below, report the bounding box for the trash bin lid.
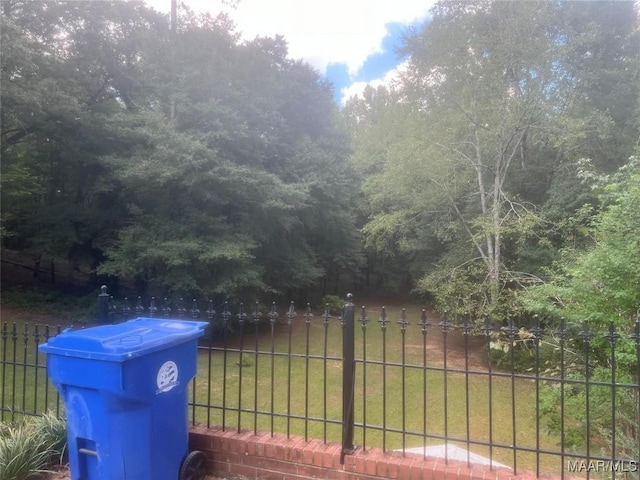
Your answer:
[39,318,208,361]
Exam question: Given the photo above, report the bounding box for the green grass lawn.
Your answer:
[188,303,567,474]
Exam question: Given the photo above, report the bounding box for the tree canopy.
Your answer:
[345,0,639,319]
[2,0,638,315]
[1,0,362,298]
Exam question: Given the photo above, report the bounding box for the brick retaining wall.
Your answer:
[189,424,570,480]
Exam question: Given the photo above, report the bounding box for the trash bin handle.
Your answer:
[119,335,143,346]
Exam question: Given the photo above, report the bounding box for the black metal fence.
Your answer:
[1,322,64,420]
[2,287,639,478]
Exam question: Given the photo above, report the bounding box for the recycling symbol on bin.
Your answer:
[156,361,179,394]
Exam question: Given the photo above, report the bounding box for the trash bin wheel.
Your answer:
[179,450,207,480]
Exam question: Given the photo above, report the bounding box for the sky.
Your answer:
[143,0,434,104]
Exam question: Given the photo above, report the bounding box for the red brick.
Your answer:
[220,429,237,445]
[353,449,368,474]
[255,431,275,457]
[273,436,287,459]
[282,436,305,463]
[245,455,267,469]
[341,452,357,472]
[292,439,308,464]
[372,451,389,478]
[302,439,323,464]
[277,433,300,460]
[302,445,315,465]
[264,433,282,458]
[396,455,413,479]
[256,470,288,480]
[207,428,226,451]
[364,451,379,476]
[211,425,225,434]
[228,435,245,454]
[210,460,230,475]
[211,434,224,452]
[215,429,234,452]
[385,450,406,478]
[472,465,490,480]
[263,458,298,476]
[323,444,342,469]
[220,428,237,438]
[278,436,293,462]
[224,452,246,467]
[229,463,258,478]
[320,464,347,480]
[430,458,448,480]
[298,463,329,478]
[188,423,209,441]
[246,431,269,456]
[495,467,518,480]
[238,430,256,454]
[312,443,329,467]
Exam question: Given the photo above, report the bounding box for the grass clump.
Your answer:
[0,413,67,480]
[32,412,67,465]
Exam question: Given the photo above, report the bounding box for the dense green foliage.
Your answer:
[346,0,640,320]
[523,157,640,328]
[2,0,639,318]
[1,0,361,298]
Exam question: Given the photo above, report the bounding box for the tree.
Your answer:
[553,1,640,172]
[344,85,434,292]
[96,9,361,297]
[1,1,363,297]
[522,156,640,458]
[348,0,639,317]
[1,0,165,276]
[523,156,640,329]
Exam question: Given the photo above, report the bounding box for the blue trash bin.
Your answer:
[39,318,208,480]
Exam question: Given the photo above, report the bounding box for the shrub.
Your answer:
[320,295,345,316]
[0,413,67,480]
[537,367,638,457]
[485,327,565,372]
[0,423,52,480]
[31,412,67,465]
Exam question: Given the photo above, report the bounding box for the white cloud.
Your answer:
[339,59,408,105]
[145,0,431,75]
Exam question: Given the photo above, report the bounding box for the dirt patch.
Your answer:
[207,304,488,372]
[418,329,487,370]
[41,464,70,480]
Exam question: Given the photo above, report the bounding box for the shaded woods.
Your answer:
[2,0,639,327]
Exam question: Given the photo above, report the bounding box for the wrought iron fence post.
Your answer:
[341,293,356,463]
[98,285,110,324]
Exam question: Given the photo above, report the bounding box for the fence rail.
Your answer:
[2,287,639,478]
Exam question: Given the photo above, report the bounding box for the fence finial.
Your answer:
[98,285,110,324]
